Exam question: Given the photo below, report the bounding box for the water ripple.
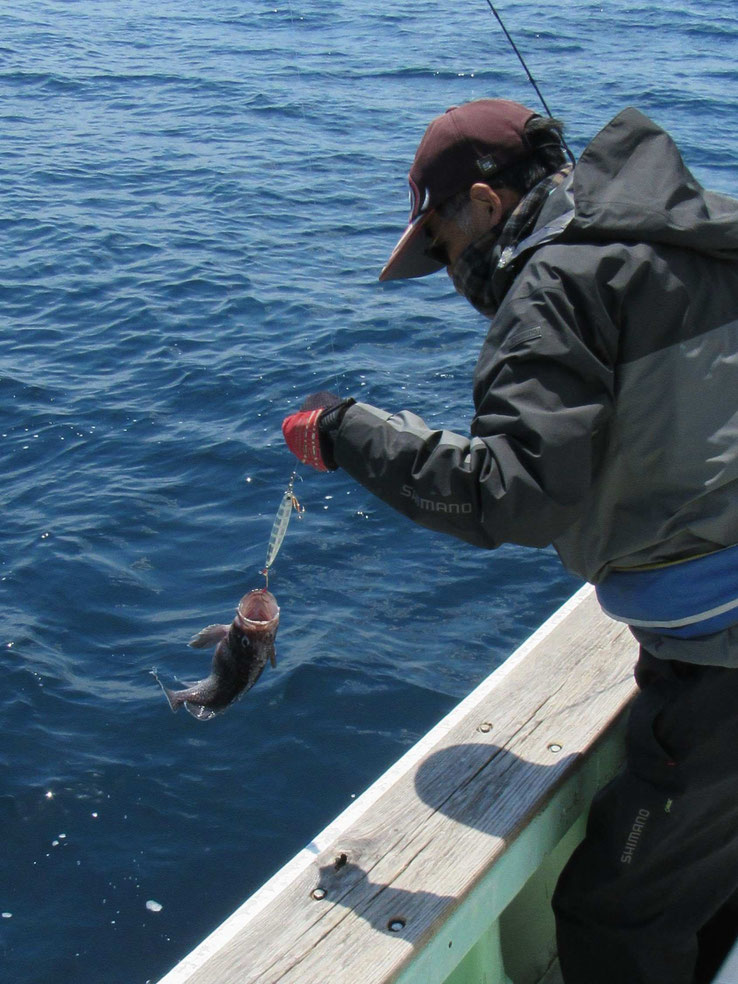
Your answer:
[1,1,735,981]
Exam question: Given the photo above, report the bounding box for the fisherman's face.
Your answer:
[425,183,520,273]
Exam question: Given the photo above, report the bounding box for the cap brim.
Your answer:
[378,210,445,282]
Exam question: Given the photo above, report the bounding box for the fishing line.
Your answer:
[482,0,577,165]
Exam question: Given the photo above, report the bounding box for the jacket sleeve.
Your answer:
[333,260,617,549]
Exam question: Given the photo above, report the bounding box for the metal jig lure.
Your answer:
[261,471,303,585]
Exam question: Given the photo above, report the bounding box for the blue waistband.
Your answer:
[596,543,738,639]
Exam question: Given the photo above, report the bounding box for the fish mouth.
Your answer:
[236,589,280,631]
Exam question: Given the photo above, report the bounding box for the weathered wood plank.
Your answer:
[157,586,638,984]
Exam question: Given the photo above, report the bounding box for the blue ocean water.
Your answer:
[0,1,735,981]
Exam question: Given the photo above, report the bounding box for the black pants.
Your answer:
[553,649,738,984]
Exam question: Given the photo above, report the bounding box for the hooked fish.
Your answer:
[153,589,280,721]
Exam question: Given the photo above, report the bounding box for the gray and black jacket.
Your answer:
[333,108,738,593]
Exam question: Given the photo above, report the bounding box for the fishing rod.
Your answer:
[482,0,577,165]
[261,4,572,592]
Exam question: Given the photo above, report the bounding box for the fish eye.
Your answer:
[240,636,250,649]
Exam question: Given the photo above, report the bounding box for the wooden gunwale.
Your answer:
[156,584,639,984]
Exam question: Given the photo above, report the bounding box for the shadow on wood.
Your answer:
[317,859,456,936]
[313,742,580,942]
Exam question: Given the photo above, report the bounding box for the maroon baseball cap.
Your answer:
[378,99,537,281]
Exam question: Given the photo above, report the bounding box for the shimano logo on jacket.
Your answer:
[401,485,473,515]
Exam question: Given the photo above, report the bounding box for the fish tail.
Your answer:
[183,702,219,721]
[150,669,184,713]
[162,688,184,713]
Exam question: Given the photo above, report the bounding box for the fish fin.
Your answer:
[151,670,180,713]
[270,649,277,669]
[183,701,220,721]
[188,624,229,649]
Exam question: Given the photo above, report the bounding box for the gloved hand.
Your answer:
[281,391,355,472]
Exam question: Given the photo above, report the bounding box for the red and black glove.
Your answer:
[281,392,355,472]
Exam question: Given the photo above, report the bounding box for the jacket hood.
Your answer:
[571,107,738,259]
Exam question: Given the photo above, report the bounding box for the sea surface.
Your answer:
[1,1,735,981]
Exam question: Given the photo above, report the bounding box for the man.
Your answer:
[282,99,738,983]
